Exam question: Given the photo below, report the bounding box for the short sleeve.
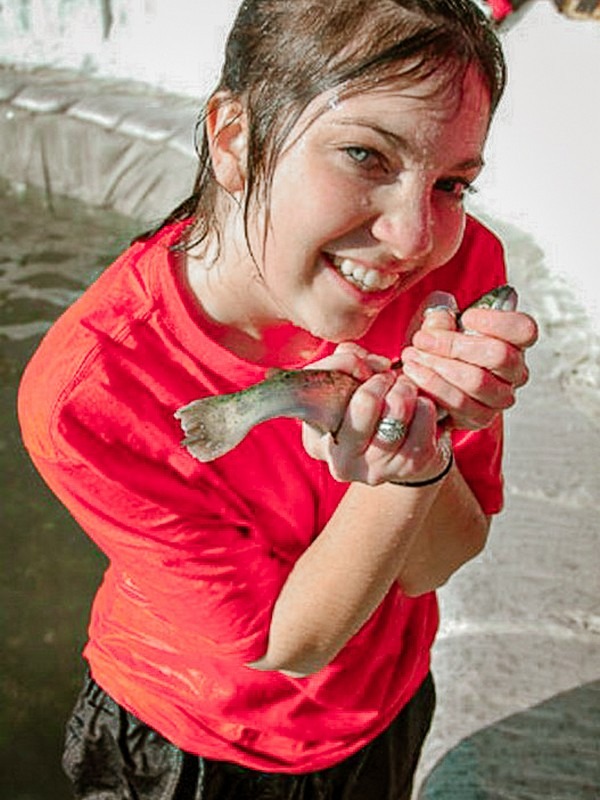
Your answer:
[452,414,504,515]
[27,421,290,664]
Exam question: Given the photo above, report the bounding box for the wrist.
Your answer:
[389,436,454,488]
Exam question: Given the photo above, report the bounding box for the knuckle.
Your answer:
[457,410,491,430]
[351,389,379,418]
[336,342,366,356]
[417,395,439,418]
[523,316,539,346]
[463,366,489,396]
[516,362,530,387]
[329,456,353,483]
[345,352,363,371]
[453,393,474,417]
[479,338,510,370]
[365,470,384,487]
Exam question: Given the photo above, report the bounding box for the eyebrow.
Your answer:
[330,118,485,172]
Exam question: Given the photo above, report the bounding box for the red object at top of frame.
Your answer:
[487,0,514,20]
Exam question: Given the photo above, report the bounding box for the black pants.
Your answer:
[63,672,435,800]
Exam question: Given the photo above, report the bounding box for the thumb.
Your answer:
[405,291,458,341]
[421,291,459,331]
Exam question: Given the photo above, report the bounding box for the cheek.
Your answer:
[432,205,467,265]
[273,155,367,233]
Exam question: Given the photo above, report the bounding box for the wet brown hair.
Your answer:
[159,0,505,251]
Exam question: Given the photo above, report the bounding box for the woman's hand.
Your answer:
[302,343,449,486]
[401,298,538,430]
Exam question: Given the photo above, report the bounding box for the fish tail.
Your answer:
[175,395,257,462]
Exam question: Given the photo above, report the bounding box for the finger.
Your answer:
[339,388,430,486]
[333,342,392,371]
[421,291,459,332]
[386,397,442,480]
[371,377,418,452]
[305,371,396,483]
[335,371,397,457]
[408,331,529,385]
[401,355,508,429]
[404,348,516,409]
[459,309,539,348]
[421,307,458,332]
[404,291,458,343]
[306,344,390,383]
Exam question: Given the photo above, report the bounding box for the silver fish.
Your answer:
[175,285,518,462]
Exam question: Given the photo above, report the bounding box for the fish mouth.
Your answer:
[326,254,400,294]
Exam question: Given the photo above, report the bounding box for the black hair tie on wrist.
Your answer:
[390,451,454,488]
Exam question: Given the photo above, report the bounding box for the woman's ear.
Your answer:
[205,92,248,195]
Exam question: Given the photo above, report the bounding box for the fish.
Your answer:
[175,284,518,462]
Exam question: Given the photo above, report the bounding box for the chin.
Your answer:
[309,313,378,344]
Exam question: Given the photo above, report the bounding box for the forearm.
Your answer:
[249,479,443,676]
[396,462,491,597]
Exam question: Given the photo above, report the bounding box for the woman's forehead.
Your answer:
[294,64,491,140]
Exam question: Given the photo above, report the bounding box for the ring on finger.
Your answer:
[376,416,407,445]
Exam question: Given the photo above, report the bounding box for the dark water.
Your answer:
[419,681,600,800]
[0,181,140,800]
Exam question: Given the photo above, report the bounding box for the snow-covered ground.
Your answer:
[475,2,600,332]
[470,1,600,425]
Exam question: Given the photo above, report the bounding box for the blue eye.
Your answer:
[344,146,382,169]
[346,146,371,162]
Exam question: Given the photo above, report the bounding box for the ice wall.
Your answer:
[0,0,242,97]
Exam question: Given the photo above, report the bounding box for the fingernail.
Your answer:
[424,291,458,315]
[366,353,392,371]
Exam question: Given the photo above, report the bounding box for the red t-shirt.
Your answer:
[18,215,505,773]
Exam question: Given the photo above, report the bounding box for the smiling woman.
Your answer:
[17,2,538,799]
[185,64,491,353]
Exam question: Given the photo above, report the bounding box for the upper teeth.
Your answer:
[332,257,398,292]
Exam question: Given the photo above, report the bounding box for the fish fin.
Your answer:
[175,396,252,462]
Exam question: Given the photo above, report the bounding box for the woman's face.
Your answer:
[225,64,491,345]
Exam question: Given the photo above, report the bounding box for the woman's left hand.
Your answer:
[301,343,449,486]
[401,302,539,430]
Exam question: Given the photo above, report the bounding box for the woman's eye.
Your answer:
[343,146,385,171]
[436,178,476,199]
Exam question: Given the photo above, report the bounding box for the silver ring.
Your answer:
[376,417,407,445]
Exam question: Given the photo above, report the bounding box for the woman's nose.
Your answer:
[370,183,434,262]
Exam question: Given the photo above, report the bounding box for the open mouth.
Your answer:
[328,255,399,294]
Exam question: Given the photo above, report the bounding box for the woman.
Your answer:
[18,1,538,797]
